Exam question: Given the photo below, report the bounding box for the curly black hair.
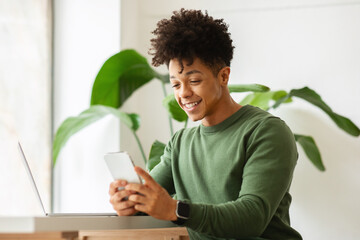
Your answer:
[149,8,234,74]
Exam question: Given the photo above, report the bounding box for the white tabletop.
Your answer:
[0,216,176,233]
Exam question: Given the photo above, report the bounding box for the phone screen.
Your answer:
[104,152,142,184]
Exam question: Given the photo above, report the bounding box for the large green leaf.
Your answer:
[90,49,162,108]
[53,105,140,165]
[239,90,292,111]
[147,140,166,171]
[228,84,270,93]
[271,90,292,103]
[154,72,170,84]
[162,94,188,122]
[239,92,273,110]
[295,134,325,171]
[127,113,141,132]
[239,94,256,106]
[274,87,360,136]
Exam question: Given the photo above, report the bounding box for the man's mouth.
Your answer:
[182,100,202,109]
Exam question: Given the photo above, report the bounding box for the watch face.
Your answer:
[177,201,190,219]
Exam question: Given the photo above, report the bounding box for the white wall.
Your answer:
[0,0,52,216]
[53,0,121,213]
[121,0,360,239]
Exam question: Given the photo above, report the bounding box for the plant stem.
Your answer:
[161,82,174,136]
[184,118,188,129]
[133,131,147,164]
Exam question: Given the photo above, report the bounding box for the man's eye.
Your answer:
[171,84,180,88]
[190,80,201,84]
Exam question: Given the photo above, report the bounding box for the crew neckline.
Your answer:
[200,105,251,134]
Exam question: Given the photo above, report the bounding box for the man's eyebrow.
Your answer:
[170,70,203,79]
[185,70,202,76]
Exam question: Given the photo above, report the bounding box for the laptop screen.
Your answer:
[17,142,47,215]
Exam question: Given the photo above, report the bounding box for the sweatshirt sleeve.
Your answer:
[149,131,181,195]
[184,118,298,238]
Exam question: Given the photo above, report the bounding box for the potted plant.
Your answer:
[53,49,360,171]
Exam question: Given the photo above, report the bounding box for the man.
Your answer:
[109,9,302,240]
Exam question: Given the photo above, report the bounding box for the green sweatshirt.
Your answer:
[150,105,302,240]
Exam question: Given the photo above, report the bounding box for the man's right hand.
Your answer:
[109,180,138,216]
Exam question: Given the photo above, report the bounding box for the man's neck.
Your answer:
[201,98,242,127]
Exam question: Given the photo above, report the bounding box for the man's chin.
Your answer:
[186,113,202,122]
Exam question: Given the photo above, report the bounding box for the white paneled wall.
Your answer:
[0,0,52,216]
[120,1,360,239]
[53,0,121,213]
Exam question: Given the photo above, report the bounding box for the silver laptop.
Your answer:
[18,142,117,217]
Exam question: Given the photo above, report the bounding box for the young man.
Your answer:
[109,9,302,240]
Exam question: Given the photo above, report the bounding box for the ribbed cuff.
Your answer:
[183,202,205,231]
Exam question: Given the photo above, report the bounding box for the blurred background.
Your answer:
[0,0,359,239]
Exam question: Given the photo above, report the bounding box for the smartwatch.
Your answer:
[172,200,190,225]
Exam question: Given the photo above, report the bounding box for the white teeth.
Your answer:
[184,101,200,108]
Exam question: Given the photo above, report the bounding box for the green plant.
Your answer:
[53,49,360,172]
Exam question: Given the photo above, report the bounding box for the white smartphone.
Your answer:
[104,151,142,190]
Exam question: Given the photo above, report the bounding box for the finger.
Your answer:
[134,204,148,214]
[109,181,120,196]
[109,180,128,195]
[110,190,133,203]
[125,183,152,197]
[116,207,137,216]
[128,193,147,204]
[112,200,136,212]
[109,193,122,204]
[134,166,159,190]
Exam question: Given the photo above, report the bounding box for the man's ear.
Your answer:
[218,67,231,86]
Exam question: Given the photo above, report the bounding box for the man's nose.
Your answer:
[179,85,192,98]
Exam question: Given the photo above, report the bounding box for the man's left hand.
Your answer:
[125,166,178,221]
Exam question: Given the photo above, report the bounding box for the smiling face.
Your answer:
[169,58,236,126]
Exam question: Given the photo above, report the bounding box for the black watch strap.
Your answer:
[172,200,190,226]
